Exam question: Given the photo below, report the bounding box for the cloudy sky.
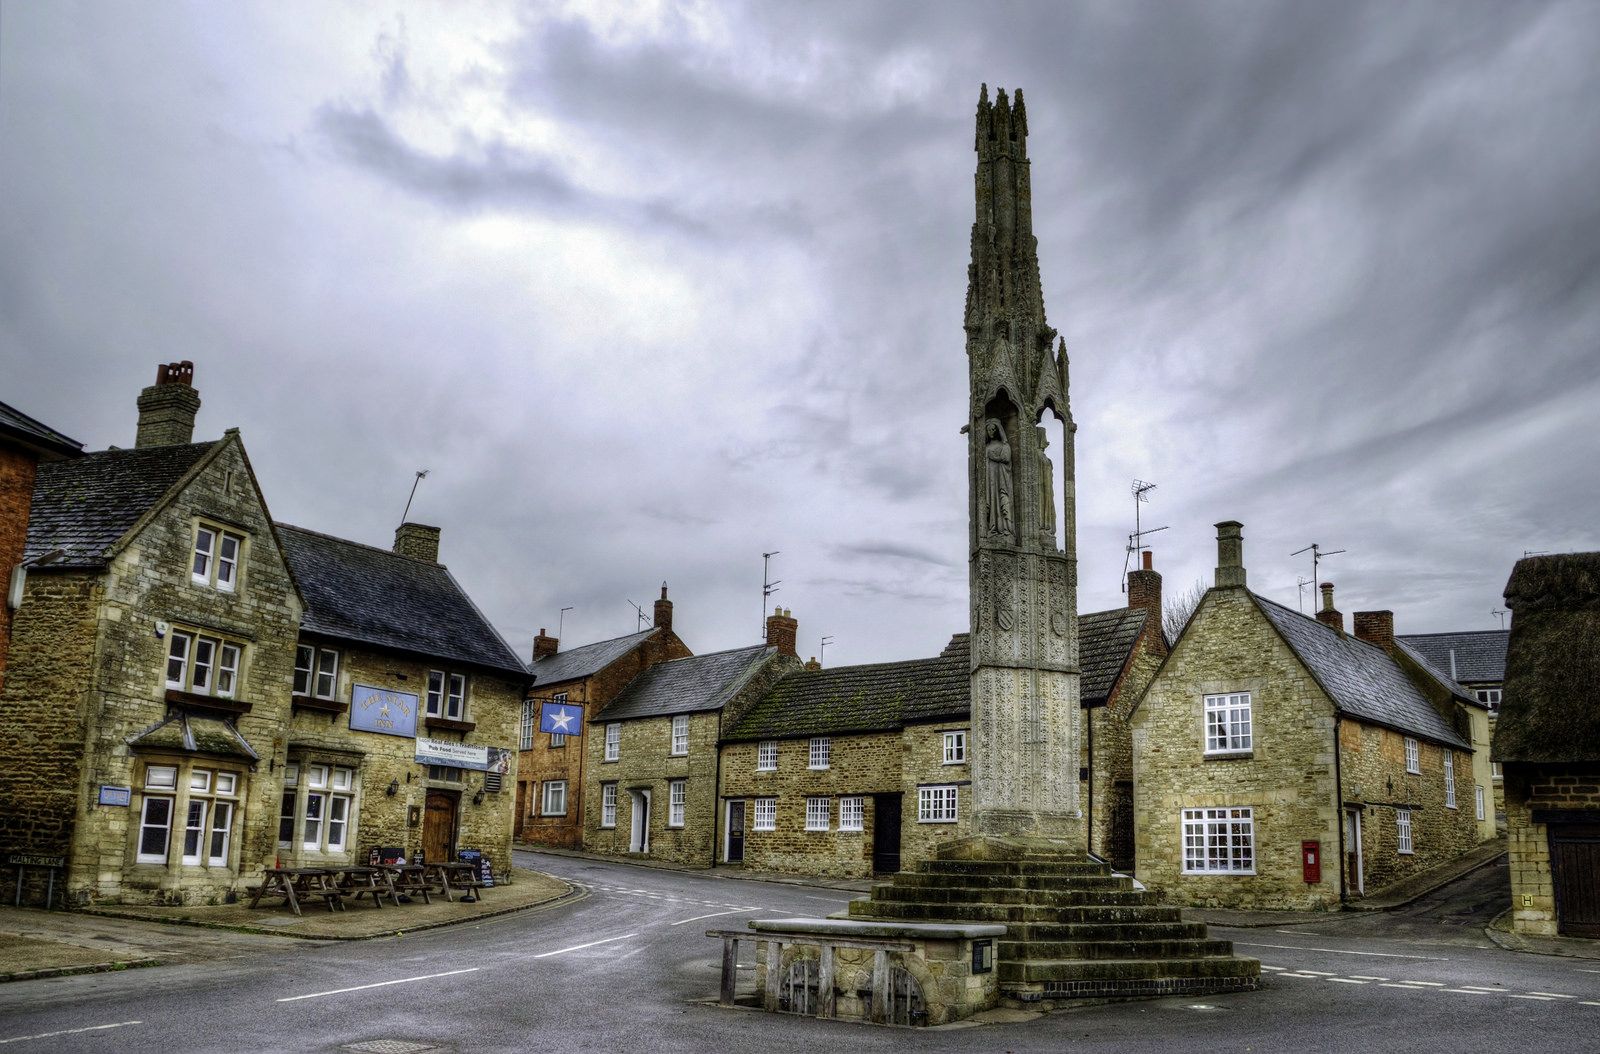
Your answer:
[3,2,1597,666]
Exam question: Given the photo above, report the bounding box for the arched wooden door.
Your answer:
[423,790,458,864]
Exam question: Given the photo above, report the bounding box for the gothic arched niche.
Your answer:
[1036,399,1067,552]
[980,391,1020,545]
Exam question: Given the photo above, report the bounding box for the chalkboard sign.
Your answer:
[457,848,494,888]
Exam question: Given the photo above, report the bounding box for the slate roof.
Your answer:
[127,713,260,761]
[0,398,83,458]
[1253,594,1470,749]
[25,442,219,567]
[276,523,526,678]
[1492,553,1600,764]
[725,609,1148,741]
[530,628,659,687]
[1081,607,1148,705]
[1396,630,1508,685]
[594,644,775,723]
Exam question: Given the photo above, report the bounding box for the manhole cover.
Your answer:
[341,1041,442,1054]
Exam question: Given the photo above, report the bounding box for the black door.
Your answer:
[1550,822,1600,937]
[726,801,745,863]
[872,793,902,874]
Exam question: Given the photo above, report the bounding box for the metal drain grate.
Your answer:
[341,1041,442,1054]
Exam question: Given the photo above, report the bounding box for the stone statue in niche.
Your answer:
[1036,425,1056,538]
[982,419,1014,538]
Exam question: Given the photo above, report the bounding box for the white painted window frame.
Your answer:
[809,736,831,770]
[604,723,621,762]
[839,796,864,832]
[542,780,568,816]
[753,797,777,832]
[668,780,687,827]
[671,715,690,756]
[601,782,617,828]
[1404,737,1420,774]
[917,785,959,824]
[805,797,830,832]
[1181,806,1256,874]
[1444,752,1457,809]
[519,701,536,751]
[943,730,967,764]
[757,741,778,771]
[1203,692,1253,754]
[1397,808,1414,854]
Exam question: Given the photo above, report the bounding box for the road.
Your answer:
[0,850,1593,1052]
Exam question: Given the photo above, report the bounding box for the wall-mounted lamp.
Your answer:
[387,779,400,797]
[473,788,485,806]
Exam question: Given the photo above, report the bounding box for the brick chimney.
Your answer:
[766,606,797,658]
[1316,582,1344,635]
[1353,610,1395,654]
[653,582,673,634]
[393,522,441,563]
[804,656,821,671]
[532,628,559,661]
[135,361,202,447]
[1127,550,1168,656]
[1214,521,1246,588]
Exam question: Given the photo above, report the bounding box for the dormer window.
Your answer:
[192,524,243,592]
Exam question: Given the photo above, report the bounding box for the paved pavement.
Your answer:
[0,850,1595,1052]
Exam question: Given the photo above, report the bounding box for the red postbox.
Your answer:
[1302,840,1322,884]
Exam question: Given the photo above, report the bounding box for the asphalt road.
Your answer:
[0,851,1592,1052]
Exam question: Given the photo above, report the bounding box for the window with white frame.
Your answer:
[604,723,621,762]
[601,783,618,828]
[669,780,687,827]
[1444,752,1457,808]
[549,692,568,747]
[1203,692,1253,754]
[1475,785,1486,821]
[839,796,864,832]
[293,644,339,699]
[277,764,298,844]
[1476,687,1502,712]
[138,765,178,863]
[671,715,690,756]
[191,524,243,592]
[541,780,568,816]
[1492,762,1503,780]
[918,785,959,823]
[300,764,356,854]
[426,671,468,720]
[138,763,240,867]
[806,797,830,831]
[757,741,778,771]
[809,736,831,770]
[520,701,536,751]
[1181,807,1255,874]
[943,730,967,764]
[1397,808,1414,854]
[1404,736,1420,774]
[165,630,242,698]
[754,798,777,831]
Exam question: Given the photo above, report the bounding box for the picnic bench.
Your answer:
[337,866,401,909]
[249,867,344,916]
[424,861,486,902]
[380,863,433,904]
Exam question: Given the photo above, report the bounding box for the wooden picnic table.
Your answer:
[335,866,400,909]
[423,861,485,902]
[249,867,344,917]
[379,864,433,904]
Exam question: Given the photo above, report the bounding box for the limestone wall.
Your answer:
[1504,766,1600,936]
[582,710,722,866]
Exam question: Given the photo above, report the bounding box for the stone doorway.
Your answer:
[629,789,652,854]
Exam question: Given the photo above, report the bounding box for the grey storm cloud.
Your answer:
[2,2,1597,668]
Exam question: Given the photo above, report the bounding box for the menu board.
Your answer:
[458,848,494,888]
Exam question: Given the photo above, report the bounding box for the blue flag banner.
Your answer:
[540,700,584,737]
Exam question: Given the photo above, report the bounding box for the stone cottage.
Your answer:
[1494,552,1600,938]
[1131,521,1492,911]
[581,609,799,866]
[1399,628,1509,824]
[517,585,690,848]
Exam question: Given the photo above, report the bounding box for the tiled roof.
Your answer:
[531,628,659,687]
[594,644,775,722]
[1392,639,1481,704]
[1396,630,1508,685]
[0,398,83,458]
[1080,607,1148,704]
[725,610,1150,741]
[25,442,218,567]
[127,713,260,761]
[1254,595,1470,750]
[276,523,526,678]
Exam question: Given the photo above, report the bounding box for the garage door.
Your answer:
[1550,822,1600,938]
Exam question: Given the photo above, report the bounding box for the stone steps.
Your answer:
[893,871,1137,891]
[915,859,1113,878]
[1011,919,1205,941]
[998,955,1261,985]
[870,882,1138,906]
[998,938,1236,961]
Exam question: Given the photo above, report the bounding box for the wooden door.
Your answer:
[423,790,458,864]
[726,801,745,863]
[1550,822,1600,937]
[872,793,902,874]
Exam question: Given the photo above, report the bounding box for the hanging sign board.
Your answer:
[351,685,419,738]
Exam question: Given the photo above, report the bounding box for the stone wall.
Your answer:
[1504,765,1600,936]
[0,444,40,686]
[1085,635,1163,870]
[1131,588,1343,910]
[582,709,722,866]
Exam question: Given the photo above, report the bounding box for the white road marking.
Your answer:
[1259,965,1286,972]
[670,908,758,926]
[1507,994,1557,1001]
[1350,975,1389,981]
[1530,992,1575,998]
[0,1021,142,1046]
[1444,989,1493,995]
[1296,970,1336,976]
[277,968,479,1002]
[1581,1001,1600,1007]
[1326,977,1368,984]
[1460,985,1502,992]
[532,933,638,958]
[1380,983,1429,990]
[1404,980,1445,986]
[1234,941,1444,960]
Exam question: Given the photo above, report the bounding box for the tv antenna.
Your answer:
[1290,542,1346,592]
[820,635,834,665]
[1296,577,1314,613]
[1121,479,1169,591]
[762,551,782,640]
[400,469,429,523]
[557,606,574,638]
[1491,609,1506,629]
[626,599,649,632]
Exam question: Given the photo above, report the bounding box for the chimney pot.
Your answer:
[393,522,441,563]
[653,582,674,633]
[765,607,798,658]
[1315,581,1345,635]
[1214,520,1246,588]
[1126,549,1168,657]
[135,361,202,447]
[1142,550,1153,571]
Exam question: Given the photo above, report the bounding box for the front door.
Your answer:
[1550,822,1600,937]
[872,793,902,874]
[423,790,458,864]
[726,801,746,863]
[1345,808,1364,896]
[629,790,651,854]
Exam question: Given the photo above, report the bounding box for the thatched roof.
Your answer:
[1492,552,1600,764]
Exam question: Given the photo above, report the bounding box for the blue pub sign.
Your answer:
[540,700,584,737]
[350,685,419,738]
